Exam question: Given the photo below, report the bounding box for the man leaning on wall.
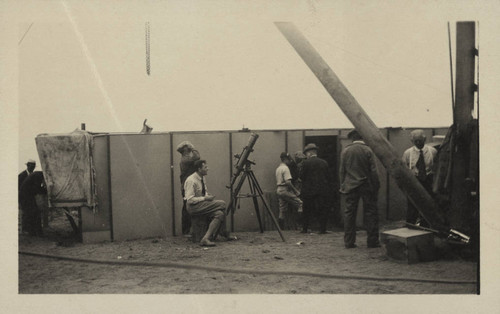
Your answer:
[177,141,201,236]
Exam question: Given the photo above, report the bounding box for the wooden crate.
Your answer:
[380,228,436,264]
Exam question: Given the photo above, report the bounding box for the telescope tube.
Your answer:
[227,133,259,189]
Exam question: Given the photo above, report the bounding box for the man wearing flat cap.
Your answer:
[339,130,380,248]
[299,143,331,234]
[402,129,437,227]
[177,141,201,235]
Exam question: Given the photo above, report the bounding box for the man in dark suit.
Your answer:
[18,159,36,233]
[19,171,46,236]
[339,130,380,249]
[299,143,331,234]
[18,159,36,190]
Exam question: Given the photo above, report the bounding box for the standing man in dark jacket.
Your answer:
[18,159,36,190]
[18,159,36,233]
[339,130,380,249]
[300,143,331,234]
[19,171,46,236]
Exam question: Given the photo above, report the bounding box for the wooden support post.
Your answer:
[450,22,476,231]
[275,22,447,231]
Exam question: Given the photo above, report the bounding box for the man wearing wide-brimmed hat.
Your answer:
[177,141,201,235]
[339,129,380,249]
[299,143,331,234]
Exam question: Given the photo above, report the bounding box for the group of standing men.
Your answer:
[275,129,380,248]
[275,143,331,235]
[276,128,436,249]
[176,128,436,249]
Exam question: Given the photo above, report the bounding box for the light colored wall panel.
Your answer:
[110,134,172,241]
[286,131,304,155]
[305,129,337,137]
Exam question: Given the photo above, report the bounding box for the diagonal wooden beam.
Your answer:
[275,22,448,231]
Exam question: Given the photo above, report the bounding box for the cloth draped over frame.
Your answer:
[35,129,97,210]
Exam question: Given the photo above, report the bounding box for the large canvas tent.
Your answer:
[36,127,447,243]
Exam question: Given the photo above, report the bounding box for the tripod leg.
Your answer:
[227,172,248,215]
[249,172,286,242]
[248,177,264,233]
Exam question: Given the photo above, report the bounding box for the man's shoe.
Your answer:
[367,242,381,248]
[345,243,357,249]
[221,235,238,241]
[200,239,216,247]
[318,230,331,235]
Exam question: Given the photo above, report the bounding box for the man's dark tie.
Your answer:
[416,150,427,182]
[201,176,206,196]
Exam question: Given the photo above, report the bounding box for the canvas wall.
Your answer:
[109,133,173,241]
[84,127,449,242]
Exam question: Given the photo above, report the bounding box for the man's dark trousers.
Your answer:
[406,175,433,226]
[181,190,192,235]
[302,194,328,233]
[344,183,379,246]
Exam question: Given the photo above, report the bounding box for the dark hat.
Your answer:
[280,152,290,159]
[347,129,361,139]
[303,143,319,154]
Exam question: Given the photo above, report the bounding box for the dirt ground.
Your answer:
[18,214,478,294]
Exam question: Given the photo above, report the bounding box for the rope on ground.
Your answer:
[19,251,477,285]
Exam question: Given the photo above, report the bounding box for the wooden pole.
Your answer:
[275,22,448,231]
[450,22,475,231]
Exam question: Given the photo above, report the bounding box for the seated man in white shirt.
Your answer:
[184,159,227,247]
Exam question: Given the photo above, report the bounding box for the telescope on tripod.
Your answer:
[226,133,286,241]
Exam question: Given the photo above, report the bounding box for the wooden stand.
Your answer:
[190,215,210,243]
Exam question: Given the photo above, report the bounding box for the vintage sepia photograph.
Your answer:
[3,0,500,312]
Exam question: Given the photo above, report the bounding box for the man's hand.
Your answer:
[204,195,215,201]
